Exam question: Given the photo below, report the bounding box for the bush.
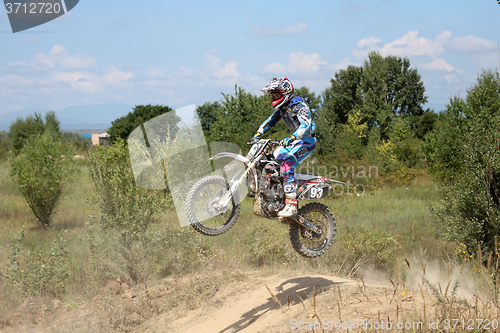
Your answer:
[9,111,61,154]
[0,229,69,299]
[433,114,500,255]
[9,131,76,227]
[87,139,175,282]
[334,225,399,275]
[433,70,500,256]
[87,139,172,241]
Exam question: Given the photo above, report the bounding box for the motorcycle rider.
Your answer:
[251,77,316,217]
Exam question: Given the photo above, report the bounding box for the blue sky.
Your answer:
[0,0,499,118]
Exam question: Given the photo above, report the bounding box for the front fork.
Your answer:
[215,155,263,208]
[281,213,322,236]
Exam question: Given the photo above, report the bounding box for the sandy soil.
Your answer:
[0,269,475,333]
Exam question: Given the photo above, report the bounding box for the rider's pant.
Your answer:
[274,136,316,198]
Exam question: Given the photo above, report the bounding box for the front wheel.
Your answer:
[186,175,241,236]
[289,202,336,258]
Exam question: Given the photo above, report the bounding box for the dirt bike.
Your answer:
[185,139,344,258]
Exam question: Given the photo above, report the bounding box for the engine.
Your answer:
[258,163,285,217]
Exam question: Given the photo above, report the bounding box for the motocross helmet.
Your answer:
[262,77,294,109]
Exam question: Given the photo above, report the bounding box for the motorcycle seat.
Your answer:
[295,173,322,181]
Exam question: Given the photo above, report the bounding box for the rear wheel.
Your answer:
[186,175,240,236]
[289,202,336,257]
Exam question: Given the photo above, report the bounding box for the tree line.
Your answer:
[4,51,500,258]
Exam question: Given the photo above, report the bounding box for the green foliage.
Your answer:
[1,229,70,298]
[0,131,10,160]
[9,131,76,227]
[87,139,172,243]
[197,101,221,135]
[335,225,399,272]
[208,85,272,148]
[434,70,500,256]
[317,52,429,156]
[107,104,179,143]
[86,225,215,283]
[8,111,61,154]
[87,139,176,282]
[62,132,92,152]
[294,86,321,116]
[423,96,468,181]
[466,69,500,118]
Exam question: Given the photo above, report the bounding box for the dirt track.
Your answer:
[0,270,448,332]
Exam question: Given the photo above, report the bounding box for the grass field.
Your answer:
[0,160,450,284]
[1,159,499,331]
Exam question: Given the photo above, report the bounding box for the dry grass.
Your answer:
[1,161,499,332]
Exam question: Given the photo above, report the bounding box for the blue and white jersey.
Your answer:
[257,96,316,139]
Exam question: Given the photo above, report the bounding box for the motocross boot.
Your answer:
[277,181,297,217]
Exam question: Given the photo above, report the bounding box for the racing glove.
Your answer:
[280,135,296,147]
[250,132,262,143]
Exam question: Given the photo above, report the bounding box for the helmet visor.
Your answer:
[271,92,282,101]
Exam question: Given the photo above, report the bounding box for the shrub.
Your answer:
[433,114,500,256]
[9,131,76,227]
[0,229,69,299]
[334,225,399,275]
[87,138,172,242]
[433,70,500,256]
[87,139,175,282]
[9,111,61,154]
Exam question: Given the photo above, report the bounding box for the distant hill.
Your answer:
[0,102,134,131]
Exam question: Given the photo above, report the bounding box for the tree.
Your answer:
[9,131,76,227]
[107,104,177,143]
[319,65,363,126]
[0,131,10,160]
[360,52,428,139]
[317,52,429,155]
[423,96,468,180]
[208,85,272,148]
[196,101,221,138]
[434,69,500,255]
[294,86,321,116]
[9,111,61,154]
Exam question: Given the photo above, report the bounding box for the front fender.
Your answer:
[209,152,250,164]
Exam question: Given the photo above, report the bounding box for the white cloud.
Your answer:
[51,67,134,93]
[8,61,28,67]
[356,37,382,49]
[421,58,455,72]
[25,37,40,44]
[204,50,240,79]
[0,74,36,86]
[288,52,327,74]
[250,23,308,36]
[32,45,97,70]
[260,62,288,75]
[447,35,498,53]
[331,57,360,71]
[146,67,165,78]
[444,74,460,83]
[353,30,453,60]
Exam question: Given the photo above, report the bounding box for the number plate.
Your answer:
[298,184,331,199]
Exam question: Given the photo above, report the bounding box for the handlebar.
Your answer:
[246,138,281,146]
